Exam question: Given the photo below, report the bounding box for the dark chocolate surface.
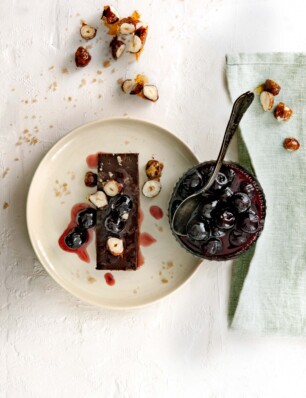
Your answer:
[96,153,139,270]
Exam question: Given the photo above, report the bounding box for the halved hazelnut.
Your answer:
[75,46,91,67]
[283,137,300,151]
[274,102,293,121]
[120,22,135,35]
[103,180,122,196]
[143,85,159,102]
[128,35,142,53]
[84,171,97,187]
[110,36,126,60]
[80,24,97,40]
[260,91,274,112]
[264,79,281,96]
[142,179,161,198]
[130,82,143,95]
[121,79,135,94]
[107,237,124,256]
[101,5,119,24]
[146,160,164,179]
[89,191,108,208]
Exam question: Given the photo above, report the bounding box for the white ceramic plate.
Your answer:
[27,117,202,309]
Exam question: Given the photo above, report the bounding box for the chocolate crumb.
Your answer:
[2,168,9,178]
[79,79,87,88]
[49,81,58,91]
[103,60,111,68]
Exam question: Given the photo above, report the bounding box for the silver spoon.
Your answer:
[171,91,254,236]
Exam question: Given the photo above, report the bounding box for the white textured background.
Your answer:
[2,0,306,397]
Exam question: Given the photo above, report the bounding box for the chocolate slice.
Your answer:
[96,153,139,270]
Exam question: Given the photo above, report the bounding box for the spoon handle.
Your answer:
[199,91,254,193]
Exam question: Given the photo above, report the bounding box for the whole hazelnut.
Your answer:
[264,79,281,96]
[274,102,293,121]
[283,137,300,152]
[75,46,91,67]
[146,160,164,179]
[84,171,97,187]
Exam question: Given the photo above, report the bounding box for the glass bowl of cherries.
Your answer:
[168,161,266,260]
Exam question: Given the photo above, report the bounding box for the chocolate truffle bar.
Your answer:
[96,153,140,270]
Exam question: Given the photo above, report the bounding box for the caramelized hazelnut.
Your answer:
[110,36,126,60]
[135,26,148,43]
[146,160,164,179]
[75,46,91,67]
[101,5,119,24]
[274,102,293,121]
[264,79,281,96]
[84,171,97,187]
[283,137,300,152]
[130,83,143,95]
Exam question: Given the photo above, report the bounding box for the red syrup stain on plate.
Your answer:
[138,207,144,226]
[149,205,164,220]
[86,153,99,169]
[137,207,145,266]
[58,203,93,263]
[104,272,115,286]
[140,232,157,247]
[138,250,145,266]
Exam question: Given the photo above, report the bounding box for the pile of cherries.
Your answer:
[65,208,97,249]
[105,195,133,234]
[64,194,133,250]
[169,162,265,260]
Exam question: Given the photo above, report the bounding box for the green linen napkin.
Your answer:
[226,53,306,335]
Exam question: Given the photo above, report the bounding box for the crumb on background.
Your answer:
[2,168,9,178]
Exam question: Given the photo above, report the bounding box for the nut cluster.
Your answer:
[122,75,159,102]
[259,79,293,121]
[258,79,299,152]
[72,5,159,103]
[102,6,148,61]
[74,5,148,67]
[142,159,163,198]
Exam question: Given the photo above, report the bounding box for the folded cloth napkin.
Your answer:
[226,53,306,335]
